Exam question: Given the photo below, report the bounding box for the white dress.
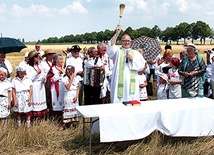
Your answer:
[138,74,148,100]
[27,65,47,112]
[12,76,33,113]
[62,76,79,119]
[50,66,64,111]
[0,79,12,118]
[107,42,145,103]
[168,68,181,99]
[157,83,169,100]
[40,60,52,76]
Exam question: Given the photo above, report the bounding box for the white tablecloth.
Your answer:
[77,97,214,142]
[157,98,214,137]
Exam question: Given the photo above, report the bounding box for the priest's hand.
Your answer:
[116,25,121,34]
[126,53,133,62]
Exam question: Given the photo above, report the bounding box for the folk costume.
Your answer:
[27,64,47,118]
[83,56,104,105]
[0,78,12,118]
[12,75,33,114]
[138,74,148,101]
[62,75,79,122]
[49,65,64,117]
[168,68,181,99]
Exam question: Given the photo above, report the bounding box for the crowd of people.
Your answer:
[0,25,214,130]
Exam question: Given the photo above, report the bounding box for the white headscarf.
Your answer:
[0,67,7,76]
[16,65,26,72]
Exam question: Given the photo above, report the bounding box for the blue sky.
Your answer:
[0,0,214,42]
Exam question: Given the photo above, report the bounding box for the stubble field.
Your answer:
[2,43,214,155]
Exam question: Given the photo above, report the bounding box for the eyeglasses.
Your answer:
[185,47,195,53]
[121,40,132,43]
[34,55,39,58]
[186,49,194,53]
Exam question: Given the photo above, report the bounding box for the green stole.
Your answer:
[118,48,135,98]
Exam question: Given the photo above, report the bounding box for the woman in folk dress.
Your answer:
[27,50,47,121]
[0,67,12,129]
[61,65,79,129]
[49,54,64,120]
[12,65,33,128]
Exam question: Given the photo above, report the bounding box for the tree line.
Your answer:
[39,21,214,45]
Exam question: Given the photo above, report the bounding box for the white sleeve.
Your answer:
[107,41,119,61]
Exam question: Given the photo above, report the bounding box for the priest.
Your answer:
[107,24,146,103]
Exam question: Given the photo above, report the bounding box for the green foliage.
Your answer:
[39,21,213,45]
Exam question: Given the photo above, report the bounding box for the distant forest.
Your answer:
[24,21,214,45]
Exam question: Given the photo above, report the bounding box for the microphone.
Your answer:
[126,50,129,63]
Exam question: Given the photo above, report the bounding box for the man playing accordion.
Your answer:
[83,47,105,105]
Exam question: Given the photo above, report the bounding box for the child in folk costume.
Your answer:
[61,65,79,129]
[157,73,169,100]
[168,57,182,99]
[12,65,33,128]
[138,70,148,101]
[0,67,12,129]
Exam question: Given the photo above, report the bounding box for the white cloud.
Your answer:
[158,2,170,15]
[11,1,88,18]
[135,0,147,10]
[127,0,147,10]
[65,1,88,14]
[176,0,202,14]
[176,0,188,13]
[12,4,54,18]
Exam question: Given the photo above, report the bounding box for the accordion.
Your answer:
[84,67,105,87]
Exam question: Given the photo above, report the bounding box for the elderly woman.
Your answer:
[48,53,64,119]
[178,43,206,98]
[27,50,47,121]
